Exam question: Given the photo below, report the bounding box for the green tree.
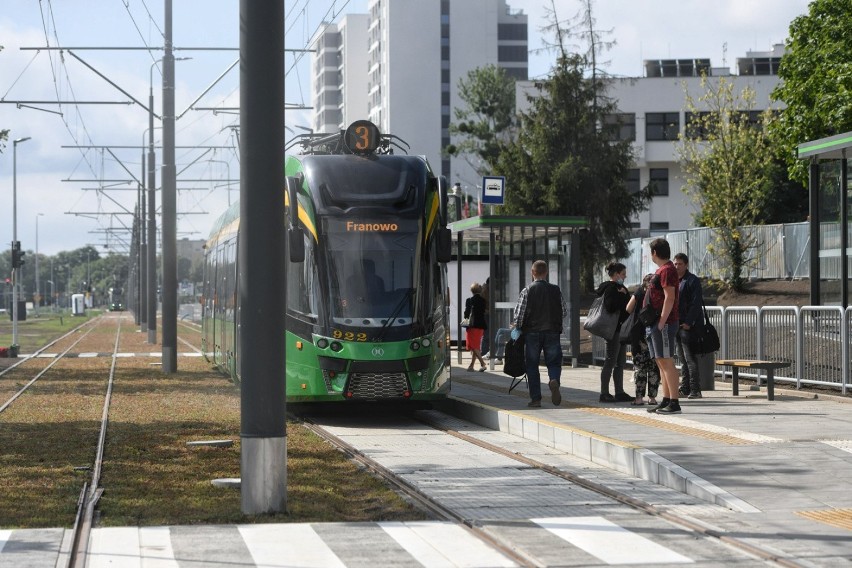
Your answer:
[495,53,648,287]
[677,76,775,291]
[445,65,517,177]
[770,0,852,184]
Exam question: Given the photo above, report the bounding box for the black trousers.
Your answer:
[676,327,701,393]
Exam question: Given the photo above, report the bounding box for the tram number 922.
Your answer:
[332,329,369,342]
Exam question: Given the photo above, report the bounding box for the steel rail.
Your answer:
[0,316,99,378]
[417,413,808,568]
[0,320,101,413]
[68,319,123,568]
[297,417,539,568]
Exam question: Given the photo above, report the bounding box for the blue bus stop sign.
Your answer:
[481,176,505,205]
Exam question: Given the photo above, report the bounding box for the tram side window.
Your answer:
[287,232,319,318]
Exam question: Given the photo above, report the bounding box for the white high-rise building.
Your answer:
[312,14,370,134]
[311,0,528,188]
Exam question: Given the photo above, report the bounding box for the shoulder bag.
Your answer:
[692,301,720,354]
[584,295,620,340]
[638,275,661,327]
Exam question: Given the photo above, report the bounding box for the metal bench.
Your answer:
[715,359,791,401]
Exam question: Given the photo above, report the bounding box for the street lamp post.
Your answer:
[35,213,43,316]
[11,136,31,355]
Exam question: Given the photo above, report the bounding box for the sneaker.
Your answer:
[647,398,670,413]
[678,385,690,397]
[657,402,682,414]
[549,380,562,406]
[527,399,542,408]
[599,393,616,403]
[614,392,633,402]
[687,391,703,399]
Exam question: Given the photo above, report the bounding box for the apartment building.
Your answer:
[517,45,785,233]
[310,0,528,190]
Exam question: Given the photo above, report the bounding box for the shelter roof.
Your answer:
[448,214,588,243]
[797,131,852,160]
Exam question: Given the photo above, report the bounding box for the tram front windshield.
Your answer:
[323,218,418,331]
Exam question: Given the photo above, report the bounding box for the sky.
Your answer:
[0,0,811,257]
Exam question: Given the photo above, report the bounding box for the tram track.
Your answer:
[0,316,99,380]
[300,409,807,568]
[414,412,807,568]
[0,317,101,414]
[297,416,540,568]
[67,317,123,568]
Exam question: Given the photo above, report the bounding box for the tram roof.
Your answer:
[447,214,588,242]
[797,131,852,160]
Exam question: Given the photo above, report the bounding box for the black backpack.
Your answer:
[502,335,526,378]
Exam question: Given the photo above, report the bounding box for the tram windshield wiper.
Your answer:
[374,288,414,341]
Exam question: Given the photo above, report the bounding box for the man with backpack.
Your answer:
[512,260,568,408]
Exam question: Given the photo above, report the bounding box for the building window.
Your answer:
[732,110,764,129]
[649,222,669,232]
[649,168,668,196]
[497,45,528,63]
[685,111,714,139]
[646,112,680,141]
[498,23,527,41]
[502,67,528,80]
[604,113,636,142]
[625,169,640,194]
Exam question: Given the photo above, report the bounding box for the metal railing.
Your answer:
[591,305,851,395]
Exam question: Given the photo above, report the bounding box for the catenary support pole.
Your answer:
[239,0,287,514]
[161,0,176,368]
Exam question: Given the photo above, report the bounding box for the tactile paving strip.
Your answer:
[578,407,757,445]
[796,508,852,531]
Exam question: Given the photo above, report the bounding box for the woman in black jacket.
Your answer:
[463,282,488,371]
[596,262,632,402]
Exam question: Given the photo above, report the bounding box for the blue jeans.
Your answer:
[493,327,511,358]
[524,331,563,401]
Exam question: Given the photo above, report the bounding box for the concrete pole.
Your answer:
[239,0,287,514]
[35,213,43,316]
[161,0,177,371]
[147,71,158,343]
[12,136,31,352]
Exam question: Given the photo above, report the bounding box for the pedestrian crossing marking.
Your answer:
[380,521,518,568]
[238,524,346,568]
[2,519,704,567]
[139,526,178,567]
[532,517,693,565]
[88,527,141,568]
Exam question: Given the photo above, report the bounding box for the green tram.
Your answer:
[201,120,453,403]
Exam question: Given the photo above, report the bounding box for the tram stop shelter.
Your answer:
[797,131,852,307]
[449,214,588,368]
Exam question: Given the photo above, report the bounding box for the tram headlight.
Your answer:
[410,341,421,351]
[422,337,431,347]
[330,341,343,352]
[316,338,329,349]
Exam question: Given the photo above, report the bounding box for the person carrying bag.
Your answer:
[592,263,632,403]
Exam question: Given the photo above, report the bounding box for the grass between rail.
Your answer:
[0,321,427,528]
[0,311,96,355]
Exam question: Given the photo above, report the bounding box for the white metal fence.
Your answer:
[592,305,851,395]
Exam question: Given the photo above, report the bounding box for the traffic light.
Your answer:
[11,241,25,268]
